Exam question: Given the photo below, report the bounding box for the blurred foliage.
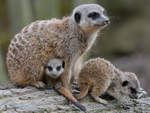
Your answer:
[0,49,8,82]
[0,0,150,86]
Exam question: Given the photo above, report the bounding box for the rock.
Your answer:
[0,83,150,113]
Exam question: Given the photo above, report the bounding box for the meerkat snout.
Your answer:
[45,58,65,79]
[87,11,110,27]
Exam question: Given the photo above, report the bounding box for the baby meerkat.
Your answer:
[44,58,65,88]
[45,58,65,79]
[76,58,141,104]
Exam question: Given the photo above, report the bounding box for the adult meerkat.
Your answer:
[6,4,109,111]
[76,58,141,104]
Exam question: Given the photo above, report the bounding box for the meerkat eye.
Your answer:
[62,61,65,68]
[74,12,81,23]
[122,80,129,87]
[47,66,53,71]
[56,66,61,71]
[88,12,100,20]
[130,87,137,94]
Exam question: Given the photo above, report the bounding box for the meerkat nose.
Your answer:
[103,19,110,25]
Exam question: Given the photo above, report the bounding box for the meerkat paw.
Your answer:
[75,93,85,100]
[93,97,108,105]
[75,94,81,100]
[32,81,46,89]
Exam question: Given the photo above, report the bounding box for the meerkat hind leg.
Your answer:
[91,86,108,105]
[32,81,46,89]
[75,83,90,100]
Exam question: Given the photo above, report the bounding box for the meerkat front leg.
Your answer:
[75,83,90,100]
[106,87,122,101]
[60,71,70,90]
[54,80,86,112]
[60,61,73,91]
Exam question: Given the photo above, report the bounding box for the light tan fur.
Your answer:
[76,57,141,104]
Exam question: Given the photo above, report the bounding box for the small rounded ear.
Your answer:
[62,61,65,68]
[74,12,81,23]
[122,80,129,87]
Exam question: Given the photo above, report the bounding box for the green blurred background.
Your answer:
[0,0,150,95]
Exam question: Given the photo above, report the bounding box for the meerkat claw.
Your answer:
[33,81,46,89]
[71,101,87,112]
[93,97,108,105]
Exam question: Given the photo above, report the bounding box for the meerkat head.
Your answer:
[45,58,65,79]
[121,72,141,99]
[70,4,110,34]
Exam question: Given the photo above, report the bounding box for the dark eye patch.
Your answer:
[130,87,137,94]
[56,66,61,71]
[122,80,129,87]
[47,66,53,71]
[88,12,100,20]
[74,12,81,23]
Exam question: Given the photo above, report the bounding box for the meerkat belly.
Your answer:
[54,35,87,82]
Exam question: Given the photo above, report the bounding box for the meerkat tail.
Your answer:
[57,87,87,112]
